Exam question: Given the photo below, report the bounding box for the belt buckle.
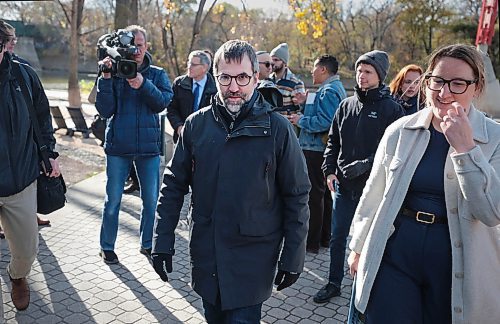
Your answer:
[416,211,435,224]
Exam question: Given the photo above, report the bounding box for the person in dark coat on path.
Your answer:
[152,39,311,323]
[313,50,405,304]
[167,50,217,143]
[0,20,61,310]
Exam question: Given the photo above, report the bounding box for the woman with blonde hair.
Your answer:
[389,64,424,115]
[348,44,500,323]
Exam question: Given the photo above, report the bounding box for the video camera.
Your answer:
[97,29,138,79]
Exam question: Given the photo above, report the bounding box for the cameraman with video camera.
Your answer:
[96,25,173,264]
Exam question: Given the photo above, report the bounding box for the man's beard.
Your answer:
[223,91,247,114]
[273,64,284,73]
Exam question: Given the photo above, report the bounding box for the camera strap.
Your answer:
[11,60,53,174]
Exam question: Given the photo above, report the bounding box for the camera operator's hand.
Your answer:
[127,73,144,89]
[98,57,112,79]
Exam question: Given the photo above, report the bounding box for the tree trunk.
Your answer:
[115,0,138,28]
[68,0,84,108]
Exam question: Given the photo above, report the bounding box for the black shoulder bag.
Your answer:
[12,61,67,214]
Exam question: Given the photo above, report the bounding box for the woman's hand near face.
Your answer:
[441,102,475,154]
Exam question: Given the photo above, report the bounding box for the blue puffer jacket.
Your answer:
[297,75,347,152]
[96,53,173,157]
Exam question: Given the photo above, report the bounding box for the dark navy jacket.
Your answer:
[0,53,56,196]
[166,73,217,143]
[323,85,405,193]
[95,53,173,157]
[154,93,311,310]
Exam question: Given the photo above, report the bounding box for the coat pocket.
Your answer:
[389,157,403,171]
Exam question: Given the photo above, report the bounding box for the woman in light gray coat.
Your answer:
[348,44,500,323]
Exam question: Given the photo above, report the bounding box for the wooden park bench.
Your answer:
[67,106,91,138]
[50,105,73,136]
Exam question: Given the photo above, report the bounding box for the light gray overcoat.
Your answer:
[350,107,500,323]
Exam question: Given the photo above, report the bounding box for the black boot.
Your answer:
[124,166,139,194]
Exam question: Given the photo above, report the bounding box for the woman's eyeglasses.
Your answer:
[425,75,477,94]
[215,73,253,86]
[259,61,274,68]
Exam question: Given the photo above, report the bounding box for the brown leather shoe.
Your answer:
[37,217,50,226]
[10,277,30,310]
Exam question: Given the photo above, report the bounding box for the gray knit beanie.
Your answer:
[355,50,390,83]
[270,43,289,65]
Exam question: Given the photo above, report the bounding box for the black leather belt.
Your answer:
[400,208,448,225]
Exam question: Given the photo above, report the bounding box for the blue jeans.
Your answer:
[100,155,160,251]
[328,186,360,286]
[203,297,262,324]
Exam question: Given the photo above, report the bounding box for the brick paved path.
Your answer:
[1,172,352,323]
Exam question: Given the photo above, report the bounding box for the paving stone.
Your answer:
[0,172,352,323]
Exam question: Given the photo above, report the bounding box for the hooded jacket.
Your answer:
[96,52,173,156]
[0,53,56,197]
[323,85,404,194]
[154,92,311,310]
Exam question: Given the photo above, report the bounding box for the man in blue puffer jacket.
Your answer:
[95,25,173,264]
[287,55,347,254]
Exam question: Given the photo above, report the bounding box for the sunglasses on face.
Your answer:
[259,61,274,68]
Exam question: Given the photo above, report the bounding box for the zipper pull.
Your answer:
[229,121,234,131]
[264,162,270,176]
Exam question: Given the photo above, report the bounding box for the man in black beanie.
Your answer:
[313,50,404,304]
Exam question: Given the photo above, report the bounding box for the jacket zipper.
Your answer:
[264,162,271,202]
[225,121,234,141]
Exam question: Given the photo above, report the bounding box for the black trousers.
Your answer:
[303,150,331,250]
[365,215,452,323]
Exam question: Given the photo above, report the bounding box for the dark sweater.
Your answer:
[405,124,450,217]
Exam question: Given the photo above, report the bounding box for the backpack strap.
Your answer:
[11,60,52,173]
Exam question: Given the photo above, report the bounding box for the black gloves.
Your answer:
[152,253,172,282]
[341,158,372,179]
[274,270,300,291]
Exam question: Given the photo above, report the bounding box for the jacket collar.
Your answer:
[403,105,488,143]
[354,84,390,103]
[320,74,340,87]
[179,73,217,93]
[211,91,272,135]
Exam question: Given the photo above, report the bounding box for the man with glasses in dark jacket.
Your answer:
[0,20,60,311]
[152,39,310,323]
[167,50,217,144]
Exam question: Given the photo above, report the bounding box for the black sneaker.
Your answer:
[313,283,341,303]
[139,247,151,257]
[99,250,119,264]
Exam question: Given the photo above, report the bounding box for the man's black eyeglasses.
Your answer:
[259,61,274,68]
[425,75,477,95]
[215,73,254,86]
